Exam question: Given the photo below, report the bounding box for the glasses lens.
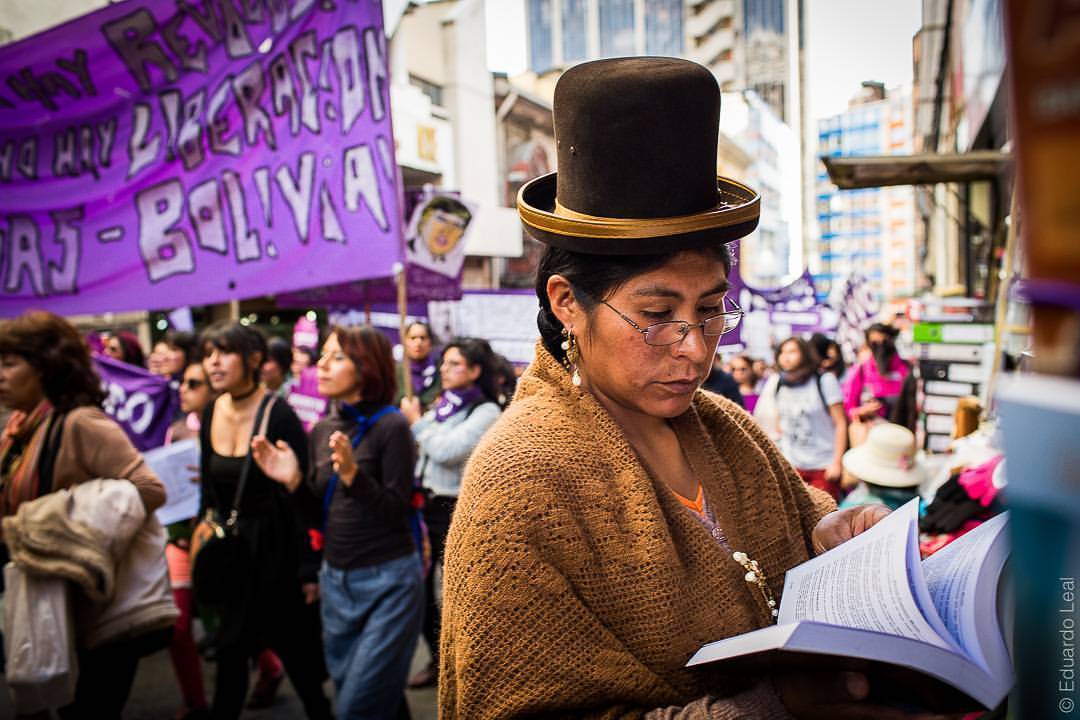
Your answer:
[642,322,687,346]
[703,313,741,336]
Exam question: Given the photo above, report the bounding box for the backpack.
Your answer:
[774,371,831,413]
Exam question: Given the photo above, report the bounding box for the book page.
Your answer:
[922,512,1011,678]
[778,500,954,650]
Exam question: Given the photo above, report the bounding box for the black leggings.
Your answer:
[57,629,170,720]
[419,495,456,668]
[211,601,331,720]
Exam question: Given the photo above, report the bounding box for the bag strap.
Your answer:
[226,393,276,528]
[37,412,66,498]
[814,373,828,413]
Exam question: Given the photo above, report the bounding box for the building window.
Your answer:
[645,0,683,56]
[744,0,784,34]
[563,0,588,62]
[409,75,443,107]
[528,0,554,72]
[599,0,636,58]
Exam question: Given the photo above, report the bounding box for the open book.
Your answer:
[687,500,1011,709]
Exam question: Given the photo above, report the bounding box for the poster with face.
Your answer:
[405,195,475,278]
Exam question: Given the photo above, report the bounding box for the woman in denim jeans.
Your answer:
[254,325,421,719]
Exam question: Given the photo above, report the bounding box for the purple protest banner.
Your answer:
[0,0,401,317]
[94,354,178,451]
[721,253,834,356]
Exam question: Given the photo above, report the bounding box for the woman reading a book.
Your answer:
[438,58,911,720]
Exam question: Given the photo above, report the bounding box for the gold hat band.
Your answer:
[518,176,760,240]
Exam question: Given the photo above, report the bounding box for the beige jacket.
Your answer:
[2,479,177,648]
[51,407,166,513]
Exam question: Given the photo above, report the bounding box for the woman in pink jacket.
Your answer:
[843,323,911,447]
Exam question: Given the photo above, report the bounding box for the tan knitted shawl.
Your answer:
[439,342,836,719]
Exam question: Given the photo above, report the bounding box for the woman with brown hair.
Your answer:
[0,310,166,718]
[757,337,848,501]
[254,325,421,720]
[196,321,330,720]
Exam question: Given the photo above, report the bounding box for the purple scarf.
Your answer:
[434,385,485,423]
[410,357,437,395]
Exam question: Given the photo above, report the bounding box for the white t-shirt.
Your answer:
[767,372,843,471]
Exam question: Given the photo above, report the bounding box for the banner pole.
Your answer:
[397,264,414,400]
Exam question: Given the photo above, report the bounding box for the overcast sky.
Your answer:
[485,0,922,123]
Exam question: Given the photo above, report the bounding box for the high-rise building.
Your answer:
[739,0,790,122]
[524,0,738,91]
[814,83,917,300]
[719,91,800,285]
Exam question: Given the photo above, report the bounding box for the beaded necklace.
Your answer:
[685,492,779,618]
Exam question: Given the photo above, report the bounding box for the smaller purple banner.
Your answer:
[285,366,327,432]
[94,354,178,451]
[722,259,834,355]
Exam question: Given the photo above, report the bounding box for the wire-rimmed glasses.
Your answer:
[601,297,743,347]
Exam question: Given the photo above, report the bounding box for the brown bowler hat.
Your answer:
[517,57,760,255]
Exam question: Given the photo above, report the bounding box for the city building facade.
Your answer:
[719,91,800,286]
[814,83,918,300]
[912,0,1010,300]
[523,0,739,92]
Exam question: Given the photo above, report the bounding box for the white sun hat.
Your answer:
[842,423,925,488]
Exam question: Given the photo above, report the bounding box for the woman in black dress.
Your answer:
[196,321,330,720]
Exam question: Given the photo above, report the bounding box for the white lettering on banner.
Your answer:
[0,0,400,313]
[4,216,47,296]
[286,392,327,428]
[107,24,387,182]
[2,210,84,296]
[136,180,195,282]
[102,382,156,435]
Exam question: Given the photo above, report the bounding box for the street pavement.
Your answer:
[0,643,438,719]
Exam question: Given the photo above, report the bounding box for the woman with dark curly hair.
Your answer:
[0,310,166,717]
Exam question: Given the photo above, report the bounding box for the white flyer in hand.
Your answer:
[144,439,201,526]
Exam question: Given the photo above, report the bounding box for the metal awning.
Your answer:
[822,150,1012,189]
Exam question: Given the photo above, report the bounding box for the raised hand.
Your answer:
[251,436,302,492]
[400,396,422,425]
[329,431,358,486]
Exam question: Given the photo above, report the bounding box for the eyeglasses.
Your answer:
[181,378,206,389]
[601,297,743,347]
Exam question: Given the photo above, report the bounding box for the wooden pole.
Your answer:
[986,188,1020,406]
[397,264,414,400]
